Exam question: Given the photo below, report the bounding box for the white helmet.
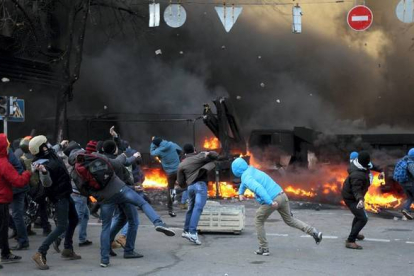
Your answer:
[29,135,48,155]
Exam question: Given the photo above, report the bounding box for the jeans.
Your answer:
[181,190,188,204]
[11,192,29,246]
[255,192,314,249]
[71,194,90,243]
[184,181,207,234]
[0,203,11,257]
[402,184,414,211]
[101,201,139,264]
[37,197,52,233]
[345,199,368,243]
[38,197,79,255]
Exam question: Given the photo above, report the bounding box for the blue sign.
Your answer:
[0,99,25,122]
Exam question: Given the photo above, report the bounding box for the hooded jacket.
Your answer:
[8,148,29,194]
[177,151,219,187]
[342,159,371,202]
[0,134,31,203]
[150,140,182,175]
[232,158,282,205]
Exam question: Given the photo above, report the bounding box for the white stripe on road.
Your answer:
[406,241,414,244]
[267,233,289,237]
[300,235,338,239]
[352,15,369,21]
[364,238,390,243]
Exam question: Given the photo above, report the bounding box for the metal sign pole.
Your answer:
[3,116,7,136]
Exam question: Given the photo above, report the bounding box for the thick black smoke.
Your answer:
[67,0,414,150]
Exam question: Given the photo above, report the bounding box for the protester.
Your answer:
[393,148,414,220]
[177,144,218,245]
[29,136,81,270]
[8,139,30,250]
[342,151,372,249]
[0,133,31,268]
[150,136,182,217]
[232,157,323,256]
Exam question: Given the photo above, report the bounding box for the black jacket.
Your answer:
[342,162,370,202]
[34,151,72,202]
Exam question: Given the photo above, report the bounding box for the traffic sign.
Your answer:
[215,5,243,33]
[396,0,414,23]
[0,99,24,122]
[347,5,373,32]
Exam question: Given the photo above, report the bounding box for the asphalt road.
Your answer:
[3,200,414,276]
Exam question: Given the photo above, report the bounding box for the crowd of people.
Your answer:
[0,127,413,270]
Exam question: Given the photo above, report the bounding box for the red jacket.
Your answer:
[0,134,31,203]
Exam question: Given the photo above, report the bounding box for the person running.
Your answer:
[0,133,31,268]
[231,157,323,256]
[342,151,372,249]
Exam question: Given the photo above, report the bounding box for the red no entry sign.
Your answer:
[347,5,373,31]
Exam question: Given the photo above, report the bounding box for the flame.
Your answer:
[285,186,316,197]
[142,168,168,189]
[364,172,402,213]
[208,182,255,198]
[203,137,220,150]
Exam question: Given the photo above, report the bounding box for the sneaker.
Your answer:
[61,249,82,260]
[402,209,413,220]
[155,223,176,237]
[100,262,109,268]
[115,235,127,248]
[312,229,323,244]
[11,243,29,250]
[79,240,93,247]
[53,237,61,253]
[188,233,202,245]
[255,247,270,256]
[123,251,144,259]
[356,234,365,240]
[1,253,22,264]
[181,231,191,240]
[345,240,363,250]
[32,252,49,270]
[169,211,177,217]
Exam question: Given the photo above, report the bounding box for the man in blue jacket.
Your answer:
[231,157,323,256]
[150,137,182,217]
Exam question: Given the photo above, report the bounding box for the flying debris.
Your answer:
[260,82,265,88]
[164,4,187,28]
[276,99,281,103]
[258,55,262,59]
[155,49,162,55]
[236,95,242,100]
[215,5,243,33]
[1,77,10,83]
[179,51,184,55]
[221,45,226,50]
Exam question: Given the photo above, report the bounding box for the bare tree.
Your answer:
[0,0,146,141]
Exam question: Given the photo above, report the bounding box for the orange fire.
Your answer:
[142,168,168,189]
[364,172,402,213]
[203,137,220,149]
[285,186,316,197]
[208,182,255,198]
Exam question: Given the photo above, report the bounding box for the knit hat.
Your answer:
[85,140,98,154]
[357,151,370,168]
[183,144,195,154]
[103,140,117,155]
[408,148,414,158]
[350,151,358,160]
[153,137,163,147]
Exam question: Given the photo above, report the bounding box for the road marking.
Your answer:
[300,235,338,239]
[406,241,414,244]
[267,233,289,237]
[364,238,390,243]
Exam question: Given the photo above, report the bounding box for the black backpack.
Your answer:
[75,153,114,191]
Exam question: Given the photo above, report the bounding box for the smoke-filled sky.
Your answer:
[68,0,414,147]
